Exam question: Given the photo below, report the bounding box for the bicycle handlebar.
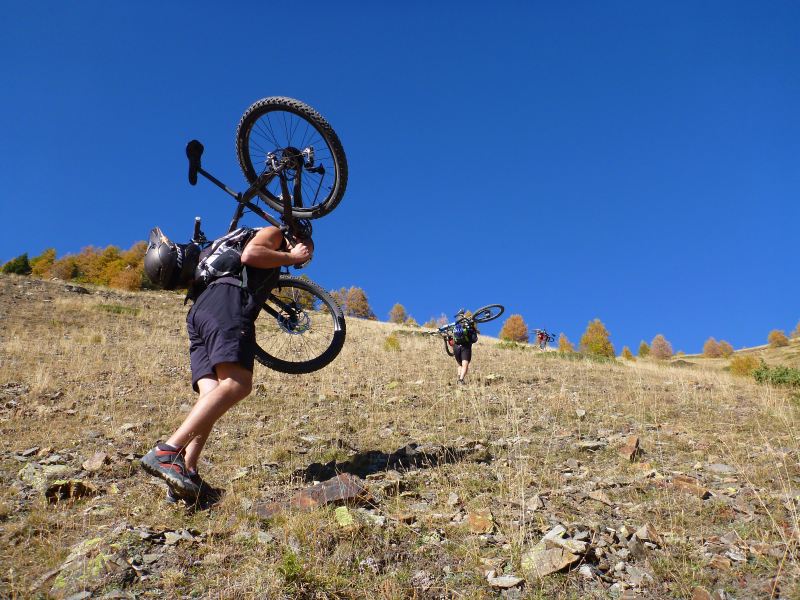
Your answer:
[186,140,203,186]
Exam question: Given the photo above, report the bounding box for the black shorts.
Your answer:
[186,282,256,392]
[454,343,472,364]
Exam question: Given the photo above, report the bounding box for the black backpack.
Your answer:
[185,227,257,301]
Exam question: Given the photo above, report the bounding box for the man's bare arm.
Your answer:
[241,227,313,269]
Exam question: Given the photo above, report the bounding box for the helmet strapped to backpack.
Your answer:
[144,227,200,290]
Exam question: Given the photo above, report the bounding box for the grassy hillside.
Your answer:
[675,338,800,372]
[0,274,798,599]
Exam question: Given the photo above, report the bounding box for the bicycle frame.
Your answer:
[185,139,304,243]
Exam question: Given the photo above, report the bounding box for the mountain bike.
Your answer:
[534,329,556,350]
[183,97,347,374]
[426,305,505,356]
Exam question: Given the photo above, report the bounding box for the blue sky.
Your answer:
[2,2,798,354]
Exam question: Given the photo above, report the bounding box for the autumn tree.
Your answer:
[404,316,419,327]
[499,314,529,343]
[638,341,650,358]
[791,321,800,339]
[30,248,56,278]
[703,337,722,358]
[388,303,408,324]
[650,334,673,360]
[621,346,635,361]
[579,319,615,358]
[558,333,575,352]
[422,317,438,328]
[718,340,734,357]
[768,329,789,348]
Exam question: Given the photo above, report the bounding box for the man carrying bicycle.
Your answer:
[140,226,313,504]
[450,309,478,385]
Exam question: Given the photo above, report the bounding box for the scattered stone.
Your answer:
[521,526,581,578]
[627,535,647,560]
[708,555,731,570]
[634,523,662,546]
[18,463,70,491]
[576,440,607,452]
[483,373,503,384]
[588,490,613,506]
[118,422,140,433]
[525,494,544,511]
[692,587,712,600]
[446,492,460,507]
[618,435,641,462]
[468,508,494,534]
[82,451,109,472]
[64,284,90,294]
[486,571,523,589]
[575,409,586,420]
[668,474,711,499]
[410,569,433,591]
[707,463,736,475]
[19,446,40,457]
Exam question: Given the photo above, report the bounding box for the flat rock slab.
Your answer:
[254,473,372,519]
[522,545,580,578]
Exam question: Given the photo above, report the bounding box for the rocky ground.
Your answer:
[0,274,798,599]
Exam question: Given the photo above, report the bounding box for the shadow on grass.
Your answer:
[296,442,484,483]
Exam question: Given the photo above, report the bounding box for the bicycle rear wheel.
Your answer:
[254,275,346,374]
[236,97,348,219]
[471,304,504,323]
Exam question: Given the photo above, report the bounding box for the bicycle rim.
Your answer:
[254,276,346,374]
[236,97,348,219]
[471,304,504,323]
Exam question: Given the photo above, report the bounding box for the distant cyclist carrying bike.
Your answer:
[450,309,479,385]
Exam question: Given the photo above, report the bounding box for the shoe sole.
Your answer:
[140,454,200,499]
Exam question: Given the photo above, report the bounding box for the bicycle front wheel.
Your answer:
[236,97,348,219]
[471,304,504,323]
[254,275,346,374]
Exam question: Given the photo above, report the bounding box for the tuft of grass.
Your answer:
[383,333,401,351]
[97,303,140,316]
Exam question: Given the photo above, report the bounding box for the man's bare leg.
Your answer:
[166,362,252,470]
[459,360,470,381]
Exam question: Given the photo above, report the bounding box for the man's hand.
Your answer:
[288,239,314,265]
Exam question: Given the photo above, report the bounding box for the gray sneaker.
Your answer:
[140,443,201,499]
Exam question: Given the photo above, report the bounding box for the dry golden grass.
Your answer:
[0,274,798,598]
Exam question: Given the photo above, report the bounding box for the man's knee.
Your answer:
[215,363,253,401]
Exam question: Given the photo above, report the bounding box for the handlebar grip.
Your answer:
[193,217,201,240]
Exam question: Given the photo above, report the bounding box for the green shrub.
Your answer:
[497,340,526,350]
[2,253,31,275]
[753,362,800,388]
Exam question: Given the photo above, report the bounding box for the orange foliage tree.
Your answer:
[499,314,529,343]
